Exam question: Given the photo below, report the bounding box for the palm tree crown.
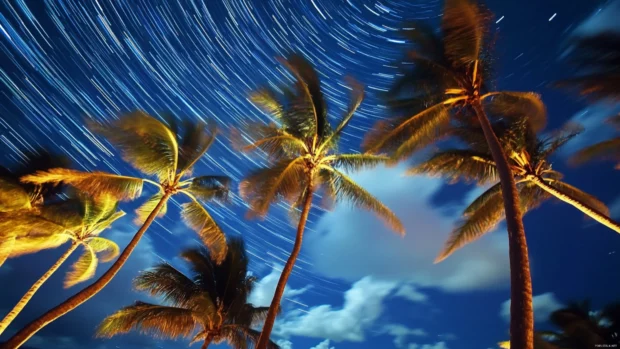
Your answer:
[97,238,278,349]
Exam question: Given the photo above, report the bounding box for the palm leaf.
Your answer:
[332,154,391,172]
[134,192,168,225]
[185,176,231,202]
[325,168,405,235]
[231,124,308,160]
[83,195,119,227]
[88,111,179,181]
[87,237,120,263]
[442,0,486,64]
[0,211,72,237]
[9,234,72,258]
[320,77,365,151]
[463,183,502,217]
[0,234,16,267]
[408,150,498,184]
[239,157,307,218]
[483,92,547,132]
[64,244,97,288]
[96,301,198,339]
[569,138,620,166]
[363,102,451,159]
[250,88,284,119]
[0,177,31,212]
[543,179,610,216]
[181,200,227,264]
[177,121,217,177]
[91,211,125,235]
[21,168,143,201]
[133,263,203,307]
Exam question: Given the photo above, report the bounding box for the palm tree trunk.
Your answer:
[255,186,314,349]
[2,193,171,349]
[531,177,620,233]
[472,101,534,349]
[201,334,213,349]
[0,242,79,335]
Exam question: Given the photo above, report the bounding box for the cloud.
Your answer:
[574,0,620,36]
[558,104,620,158]
[276,339,294,349]
[500,292,564,323]
[310,339,336,349]
[307,165,510,292]
[381,324,427,348]
[274,276,396,342]
[408,341,448,349]
[248,265,311,307]
[394,284,428,303]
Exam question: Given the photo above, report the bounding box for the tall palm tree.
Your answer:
[0,195,122,335]
[556,33,620,169]
[4,112,230,348]
[97,238,279,349]
[362,1,546,347]
[235,54,404,349]
[412,120,620,262]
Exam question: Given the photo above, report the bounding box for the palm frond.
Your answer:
[483,92,547,132]
[0,234,16,267]
[543,179,610,216]
[133,263,203,307]
[555,75,620,102]
[96,301,198,339]
[87,237,120,263]
[21,168,143,201]
[463,183,502,217]
[83,194,119,227]
[177,121,218,177]
[0,177,31,212]
[325,168,405,235]
[181,200,227,264]
[90,211,125,235]
[332,154,391,172]
[134,192,168,225]
[239,157,307,218]
[569,138,620,167]
[231,124,308,160]
[0,211,72,237]
[64,245,97,288]
[250,88,284,119]
[9,234,71,258]
[408,149,498,184]
[320,77,365,151]
[363,102,451,159]
[539,123,583,159]
[442,0,486,64]
[88,111,179,181]
[185,176,231,202]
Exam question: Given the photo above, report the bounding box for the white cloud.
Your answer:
[382,324,427,348]
[574,0,620,36]
[500,292,564,323]
[408,341,449,349]
[557,104,620,158]
[274,276,396,342]
[307,165,510,292]
[394,284,428,303]
[249,264,311,307]
[310,339,336,349]
[276,339,294,349]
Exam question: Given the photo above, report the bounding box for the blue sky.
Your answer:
[1,1,619,349]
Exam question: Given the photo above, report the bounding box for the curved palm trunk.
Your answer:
[0,242,79,335]
[472,101,534,349]
[201,334,213,349]
[531,177,620,233]
[256,186,314,349]
[2,193,171,349]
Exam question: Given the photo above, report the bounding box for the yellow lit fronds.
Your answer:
[96,302,198,340]
[10,234,72,258]
[442,0,485,64]
[250,89,284,119]
[407,150,498,184]
[134,192,168,225]
[544,179,610,217]
[181,201,227,264]
[87,237,120,263]
[0,178,31,212]
[83,194,119,227]
[88,111,179,181]
[0,234,16,267]
[498,341,510,349]
[22,168,143,201]
[64,245,97,288]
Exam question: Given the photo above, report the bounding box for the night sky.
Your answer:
[1,1,619,349]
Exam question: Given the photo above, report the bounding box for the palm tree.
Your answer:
[362,1,546,347]
[5,112,230,348]
[411,120,620,262]
[556,33,620,169]
[97,238,279,349]
[235,54,404,349]
[545,301,613,348]
[0,195,122,335]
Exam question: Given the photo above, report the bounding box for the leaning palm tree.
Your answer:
[412,120,620,262]
[0,195,122,335]
[362,1,545,347]
[97,238,279,349]
[5,112,230,348]
[235,54,404,349]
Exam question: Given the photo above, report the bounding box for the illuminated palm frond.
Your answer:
[134,192,168,225]
[543,180,610,216]
[181,200,227,263]
[407,150,497,184]
[86,237,120,263]
[483,92,547,132]
[231,124,308,161]
[0,235,16,267]
[64,245,97,288]
[8,234,72,258]
[133,263,204,307]
[442,0,488,64]
[185,176,231,202]
[463,183,502,217]
[320,77,365,151]
[0,178,31,212]
[332,154,391,172]
[21,169,143,201]
[88,111,179,181]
